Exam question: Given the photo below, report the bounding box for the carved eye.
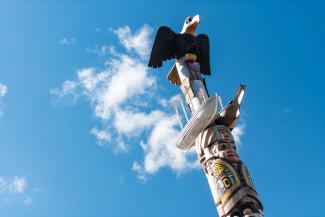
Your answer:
[186,17,193,24]
[218,143,227,151]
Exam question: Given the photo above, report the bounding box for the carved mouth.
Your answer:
[227,152,238,159]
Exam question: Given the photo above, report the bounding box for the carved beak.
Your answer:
[193,15,200,24]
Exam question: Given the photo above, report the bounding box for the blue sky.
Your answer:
[0,1,324,217]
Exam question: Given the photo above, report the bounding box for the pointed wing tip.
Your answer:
[148,64,162,69]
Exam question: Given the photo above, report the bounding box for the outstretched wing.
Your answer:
[196,34,211,75]
[148,26,177,68]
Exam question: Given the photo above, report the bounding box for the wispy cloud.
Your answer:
[281,108,292,114]
[0,83,8,116]
[0,83,7,97]
[23,197,32,205]
[115,175,125,184]
[0,176,26,194]
[275,107,292,119]
[87,45,115,56]
[58,37,77,45]
[0,176,37,205]
[90,127,111,144]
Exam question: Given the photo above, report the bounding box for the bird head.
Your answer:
[181,15,200,35]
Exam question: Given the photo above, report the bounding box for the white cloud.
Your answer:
[0,176,37,205]
[50,80,78,98]
[0,83,8,115]
[136,174,148,184]
[50,80,79,105]
[113,24,153,59]
[87,45,115,56]
[58,37,76,45]
[114,136,129,153]
[114,110,164,136]
[0,176,26,194]
[90,127,111,142]
[136,115,199,175]
[93,55,155,120]
[0,83,7,97]
[55,54,156,120]
[11,177,26,193]
[232,123,245,146]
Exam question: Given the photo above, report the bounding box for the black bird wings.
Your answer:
[148,26,176,68]
[196,34,211,75]
[148,26,211,76]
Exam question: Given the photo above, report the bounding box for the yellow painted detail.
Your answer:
[212,159,241,204]
[185,53,197,61]
[214,164,225,175]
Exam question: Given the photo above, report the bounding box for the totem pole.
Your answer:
[148,15,264,217]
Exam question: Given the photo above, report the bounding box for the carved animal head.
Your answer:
[181,15,200,35]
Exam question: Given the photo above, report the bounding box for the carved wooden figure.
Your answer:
[148,15,210,112]
[148,15,264,217]
[196,126,263,217]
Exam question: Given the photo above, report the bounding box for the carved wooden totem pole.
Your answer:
[148,15,264,217]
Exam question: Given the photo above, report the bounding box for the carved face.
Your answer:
[210,126,240,163]
[215,142,239,163]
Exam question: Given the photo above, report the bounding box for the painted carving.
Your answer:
[148,15,264,217]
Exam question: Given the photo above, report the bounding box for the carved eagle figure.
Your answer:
[148,15,211,75]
